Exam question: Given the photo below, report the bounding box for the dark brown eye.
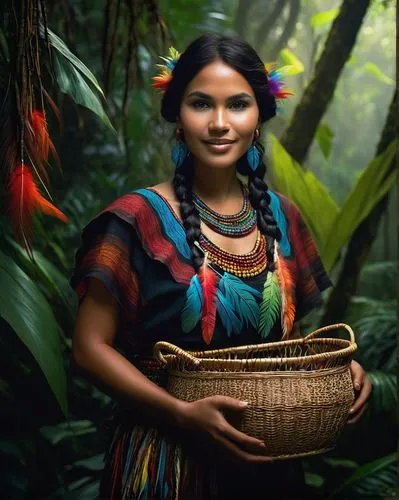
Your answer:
[229,100,249,110]
[192,100,210,110]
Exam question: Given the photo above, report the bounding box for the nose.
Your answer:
[208,108,229,133]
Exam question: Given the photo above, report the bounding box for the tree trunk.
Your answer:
[320,89,397,325]
[234,0,254,37]
[281,0,371,165]
[254,0,288,51]
[269,0,300,60]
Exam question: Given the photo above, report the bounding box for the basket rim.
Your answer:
[153,323,357,370]
[167,363,351,377]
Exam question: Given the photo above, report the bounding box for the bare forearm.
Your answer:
[73,343,187,427]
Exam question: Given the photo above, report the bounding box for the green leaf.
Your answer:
[270,134,339,248]
[53,52,115,132]
[0,252,67,416]
[278,48,304,75]
[7,237,77,320]
[305,472,324,487]
[331,453,397,496]
[316,123,334,160]
[367,372,396,415]
[362,62,394,85]
[310,8,340,27]
[44,27,105,98]
[68,453,104,471]
[321,140,397,271]
[40,420,96,445]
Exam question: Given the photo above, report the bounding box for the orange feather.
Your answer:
[276,242,296,339]
[8,164,68,253]
[198,253,218,345]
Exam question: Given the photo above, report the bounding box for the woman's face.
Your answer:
[178,60,260,169]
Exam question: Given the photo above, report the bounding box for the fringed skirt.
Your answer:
[98,419,309,500]
[98,359,309,500]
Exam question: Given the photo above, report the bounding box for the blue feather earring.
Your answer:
[171,128,189,169]
[246,128,262,172]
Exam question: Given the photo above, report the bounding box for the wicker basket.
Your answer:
[153,323,357,460]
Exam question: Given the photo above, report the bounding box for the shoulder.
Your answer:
[268,189,301,219]
[87,181,174,228]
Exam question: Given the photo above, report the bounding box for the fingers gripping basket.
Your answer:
[154,323,357,460]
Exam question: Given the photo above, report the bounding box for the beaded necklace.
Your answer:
[192,181,257,237]
[198,229,268,278]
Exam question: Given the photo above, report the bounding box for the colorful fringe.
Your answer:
[105,423,218,499]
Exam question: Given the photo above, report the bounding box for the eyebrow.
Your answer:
[185,91,254,101]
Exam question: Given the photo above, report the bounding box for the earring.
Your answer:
[171,128,189,169]
[246,129,262,172]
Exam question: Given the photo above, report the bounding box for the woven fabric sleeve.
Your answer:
[281,196,333,321]
[70,212,140,322]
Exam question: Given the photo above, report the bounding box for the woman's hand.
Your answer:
[178,395,274,463]
[347,360,373,424]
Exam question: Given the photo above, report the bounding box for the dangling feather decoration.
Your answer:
[198,252,218,345]
[181,273,203,333]
[275,240,296,339]
[29,110,60,169]
[216,289,241,338]
[218,273,261,331]
[258,254,281,339]
[8,164,69,256]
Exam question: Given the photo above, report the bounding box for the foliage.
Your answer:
[270,134,397,272]
[0,0,396,498]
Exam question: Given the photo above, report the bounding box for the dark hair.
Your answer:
[161,33,281,273]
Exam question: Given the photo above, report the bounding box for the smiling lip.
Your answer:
[204,142,235,153]
[203,139,236,153]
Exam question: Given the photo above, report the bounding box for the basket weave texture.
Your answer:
[154,323,357,460]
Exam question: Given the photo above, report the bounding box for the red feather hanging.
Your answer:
[198,252,219,345]
[8,164,69,255]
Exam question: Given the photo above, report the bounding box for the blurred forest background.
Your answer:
[0,0,397,498]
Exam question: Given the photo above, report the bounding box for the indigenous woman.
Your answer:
[71,34,372,499]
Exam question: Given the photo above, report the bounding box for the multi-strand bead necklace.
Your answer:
[192,181,257,237]
[193,182,267,278]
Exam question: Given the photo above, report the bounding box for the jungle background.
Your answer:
[0,0,397,498]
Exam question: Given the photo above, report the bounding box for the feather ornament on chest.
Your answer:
[258,240,296,339]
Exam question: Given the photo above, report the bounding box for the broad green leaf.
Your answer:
[270,134,338,247]
[7,237,77,320]
[53,53,115,133]
[321,140,397,271]
[44,27,105,98]
[362,62,394,85]
[331,453,397,495]
[305,472,324,487]
[316,123,334,160]
[278,48,304,75]
[0,252,67,416]
[69,453,104,471]
[40,420,95,444]
[310,8,340,27]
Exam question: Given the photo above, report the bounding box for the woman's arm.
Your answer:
[72,278,271,463]
[72,277,189,427]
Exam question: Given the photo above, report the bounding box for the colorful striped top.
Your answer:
[70,187,332,357]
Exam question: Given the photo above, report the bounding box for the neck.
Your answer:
[192,161,242,203]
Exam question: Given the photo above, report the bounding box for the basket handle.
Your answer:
[304,323,355,343]
[153,341,201,367]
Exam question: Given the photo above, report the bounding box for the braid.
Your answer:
[172,156,204,272]
[237,144,281,273]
